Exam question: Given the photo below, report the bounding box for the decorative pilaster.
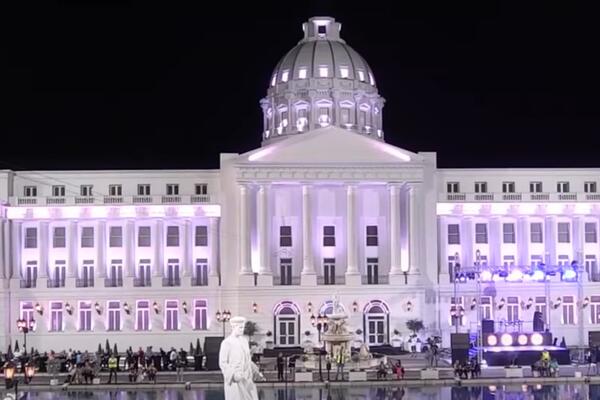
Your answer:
[461,217,473,268]
[125,220,135,277]
[209,217,220,280]
[346,185,360,285]
[67,221,77,278]
[518,216,530,267]
[301,185,317,286]
[257,185,271,275]
[182,219,192,277]
[96,220,106,278]
[154,219,164,277]
[12,221,22,279]
[239,185,253,275]
[408,183,421,273]
[2,221,10,279]
[544,215,557,266]
[489,217,502,267]
[0,220,4,279]
[38,222,49,278]
[389,184,402,275]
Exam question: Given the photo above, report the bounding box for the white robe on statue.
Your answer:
[219,335,260,400]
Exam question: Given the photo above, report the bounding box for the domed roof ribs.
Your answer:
[310,40,318,78]
[288,43,304,79]
[327,40,336,78]
[340,43,357,81]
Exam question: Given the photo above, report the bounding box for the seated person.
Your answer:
[82,362,94,384]
[549,359,559,377]
[376,361,387,380]
[147,364,157,383]
[128,366,138,383]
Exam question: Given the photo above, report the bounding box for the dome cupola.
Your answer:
[261,17,385,145]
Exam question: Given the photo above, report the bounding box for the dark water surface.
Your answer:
[9,384,597,400]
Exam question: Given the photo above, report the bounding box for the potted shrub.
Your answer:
[354,329,364,348]
[244,321,259,350]
[265,331,274,349]
[304,330,311,337]
[406,319,424,336]
[391,329,402,348]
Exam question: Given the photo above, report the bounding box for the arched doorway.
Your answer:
[273,301,300,347]
[363,300,390,346]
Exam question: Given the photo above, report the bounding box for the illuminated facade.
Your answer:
[0,16,598,352]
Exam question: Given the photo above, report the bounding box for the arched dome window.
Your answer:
[359,104,371,130]
[316,100,333,127]
[276,105,288,135]
[319,300,346,316]
[273,301,301,347]
[363,300,390,346]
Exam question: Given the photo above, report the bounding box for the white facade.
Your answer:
[1,16,599,352]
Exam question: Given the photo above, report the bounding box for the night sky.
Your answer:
[5,2,600,170]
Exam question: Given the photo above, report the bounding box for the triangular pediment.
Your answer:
[238,127,422,165]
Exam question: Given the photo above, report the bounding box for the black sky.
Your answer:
[4,2,600,170]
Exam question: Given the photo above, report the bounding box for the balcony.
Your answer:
[104,277,123,287]
[162,277,181,287]
[317,276,347,285]
[20,279,37,289]
[361,275,389,285]
[133,277,152,287]
[191,276,208,286]
[47,279,65,288]
[76,278,94,288]
[274,276,301,286]
[440,192,600,203]
[10,194,215,207]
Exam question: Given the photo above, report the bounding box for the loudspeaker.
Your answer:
[533,311,544,332]
[482,319,494,334]
[589,331,600,348]
[204,337,224,371]
[451,349,469,364]
[451,333,470,350]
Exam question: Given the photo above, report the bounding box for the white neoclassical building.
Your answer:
[0,16,599,353]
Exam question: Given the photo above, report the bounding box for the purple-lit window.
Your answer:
[366,226,378,246]
[138,184,151,196]
[194,300,208,330]
[136,301,150,331]
[165,300,179,331]
[323,226,335,246]
[506,297,519,322]
[562,296,575,325]
[24,186,37,197]
[81,227,94,248]
[20,302,35,330]
[558,223,571,243]
[447,224,460,245]
[138,226,151,247]
[53,227,66,248]
[475,223,488,244]
[109,226,123,247]
[502,223,515,244]
[535,297,547,323]
[79,301,92,331]
[108,301,121,331]
[50,302,63,332]
[323,258,335,285]
[280,226,292,247]
[166,226,179,247]
[195,226,208,246]
[585,223,597,243]
[590,296,600,324]
[24,228,37,249]
[530,223,543,243]
[557,182,570,193]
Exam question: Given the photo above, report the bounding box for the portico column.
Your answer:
[389,184,402,275]
[518,216,530,267]
[489,217,502,267]
[544,215,557,266]
[408,183,421,274]
[38,222,49,278]
[2,221,10,279]
[154,219,164,277]
[0,220,4,279]
[239,185,253,275]
[182,219,192,277]
[125,220,135,277]
[96,220,106,277]
[67,221,77,278]
[461,217,473,268]
[12,221,22,279]
[346,185,360,285]
[301,185,317,286]
[209,217,220,277]
[257,185,271,275]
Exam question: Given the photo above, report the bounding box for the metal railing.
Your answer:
[104,277,123,287]
[75,278,94,288]
[20,279,36,289]
[47,279,65,288]
[162,277,181,287]
[191,276,208,286]
[133,277,152,287]
[10,194,214,207]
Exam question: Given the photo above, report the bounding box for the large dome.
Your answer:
[260,17,385,145]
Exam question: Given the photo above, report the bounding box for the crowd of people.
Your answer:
[453,358,481,379]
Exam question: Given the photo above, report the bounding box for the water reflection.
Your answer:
[15,385,599,400]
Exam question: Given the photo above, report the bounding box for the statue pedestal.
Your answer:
[349,371,367,381]
[301,274,317,286]
[295,372,313,382]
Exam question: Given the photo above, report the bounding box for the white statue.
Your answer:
[332,293,344,315]
[219,316,264,400]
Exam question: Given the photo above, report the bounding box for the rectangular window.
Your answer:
[24,186,37,197]
[166,184,179,195]
[138,226,151,247]
[323,258,335,285]
[20,302,35,330]
[195,225,208,246]
[165,300,179,331]
[323,226,336,246]
[340,66,349,78]
[507,297,519,322]
[480,297,493,321]
[366,225,378,246]
[137,184,151,196]
[136,301,150,331]
[109,226,123,247]
[585,181,597,193]
[24,227,37,249]
[450,297,464,327]
[107,301,121,331]
[279,226,292,247]
[195,183,208,195]
[194,259,208,286]
[557,181,570,193]
[53,227,66,248]
[166,226,180,247]
[50,302,63,332]
[298,67,307,79]
[586,222,598,243]
[474,182,487,193]
[358,70,365,81]
[447,224,460,245]
[562,296,575,325]
[590,296,600,324]
[319,66,328,77]
[79,301,92,331]
[81,227,94,248]
[475,223,488,244]
[446,182,459,193]
[52,185,65,197]
[194,300,208,330]
[530,182,543,193]
[281,69,289,82]
[280,258,292,286]
[503,223,516,244]
[530,223,543,243]
[367,257,379,284]
[80,185,93,196]
[558,222,570,243]
[109,185,122,196]
[535,296,547,323]
[502,182,515,193]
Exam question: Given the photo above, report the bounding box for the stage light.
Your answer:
[507,270,523,282]
[532,270,545,281]
[531,332,543,346]
[562,269,577,281]
[487,334,498,346]
[481,270,492,281]
[518,334,528,346]
[500,333,513,346]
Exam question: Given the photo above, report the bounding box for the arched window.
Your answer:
[315,100,332,127]
[339,100,354,127]
[273,301,300,347]
[363,300,390,346]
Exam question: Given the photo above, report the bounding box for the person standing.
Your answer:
[325,356,332,381]
[176,353,185,382]
[276,352,284,381]
[335,347,346,381]
[107,353,118,384]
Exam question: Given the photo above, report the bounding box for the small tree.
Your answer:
[195,338,202,356]
[97,343,102,354]
[406,319,424,336]
[244,321,259,345]
[189,342,194,356]
[105,339,111,354]
[113,343,118,356]
[14,340,20,353]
